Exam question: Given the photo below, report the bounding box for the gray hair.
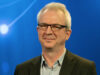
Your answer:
[37,2,71,30]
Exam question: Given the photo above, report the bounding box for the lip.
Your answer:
[43,38,55,40]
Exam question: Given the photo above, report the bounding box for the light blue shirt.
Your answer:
[40,49,66,75]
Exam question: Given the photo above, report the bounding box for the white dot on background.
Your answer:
[0,24,9,35]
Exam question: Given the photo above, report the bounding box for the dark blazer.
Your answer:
[14,50,97,75]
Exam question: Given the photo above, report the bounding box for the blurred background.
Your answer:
[0,0,100,75]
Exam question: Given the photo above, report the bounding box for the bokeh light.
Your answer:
[0,24,9,35]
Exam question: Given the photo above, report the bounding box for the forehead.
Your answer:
[38,9,66,25]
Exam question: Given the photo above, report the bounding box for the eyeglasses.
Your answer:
[38,23,68,31]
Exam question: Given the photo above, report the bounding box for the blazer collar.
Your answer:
[59,50,77,75]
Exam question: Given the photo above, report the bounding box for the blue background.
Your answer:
[0,0,100,75]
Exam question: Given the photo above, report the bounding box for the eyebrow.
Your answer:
[38,23,66,26]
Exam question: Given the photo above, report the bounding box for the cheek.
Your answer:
[58,32,67,40]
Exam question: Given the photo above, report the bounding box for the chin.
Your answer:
[44,45,54,48]
[40,39,56,48]
[43,43,55,49]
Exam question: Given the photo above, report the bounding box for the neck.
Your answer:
[42,46,65,67]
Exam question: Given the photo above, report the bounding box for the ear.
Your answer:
[37,26,39,32]
[65,30,72,40]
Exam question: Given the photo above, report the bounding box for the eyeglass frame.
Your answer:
[37,23,68,31]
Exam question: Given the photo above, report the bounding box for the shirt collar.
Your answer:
[41,48,66,67]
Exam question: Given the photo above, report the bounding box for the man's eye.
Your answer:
[40,25,45,27]
[40,25,48,28]
[52,25,61,28]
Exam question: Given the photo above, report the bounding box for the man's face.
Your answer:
[37,9,71,49]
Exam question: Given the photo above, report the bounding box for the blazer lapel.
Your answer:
[30,56,41,75]
[59,50,77,75]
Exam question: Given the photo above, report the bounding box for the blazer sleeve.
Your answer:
[14,65,30,75]
[89,62,97,75]
[79,61,97,75]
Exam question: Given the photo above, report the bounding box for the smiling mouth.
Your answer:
[43,37,55,40]
[45,38,54,40]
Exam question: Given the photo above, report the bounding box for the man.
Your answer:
[14,2,97,75]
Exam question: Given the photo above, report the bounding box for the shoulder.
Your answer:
[14,56,41,75]
[70,51,94,65]
[15,56,41,70]
[67,50,95,67]
[66,50,97,74]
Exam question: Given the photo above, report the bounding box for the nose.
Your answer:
[45,26,53,34]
